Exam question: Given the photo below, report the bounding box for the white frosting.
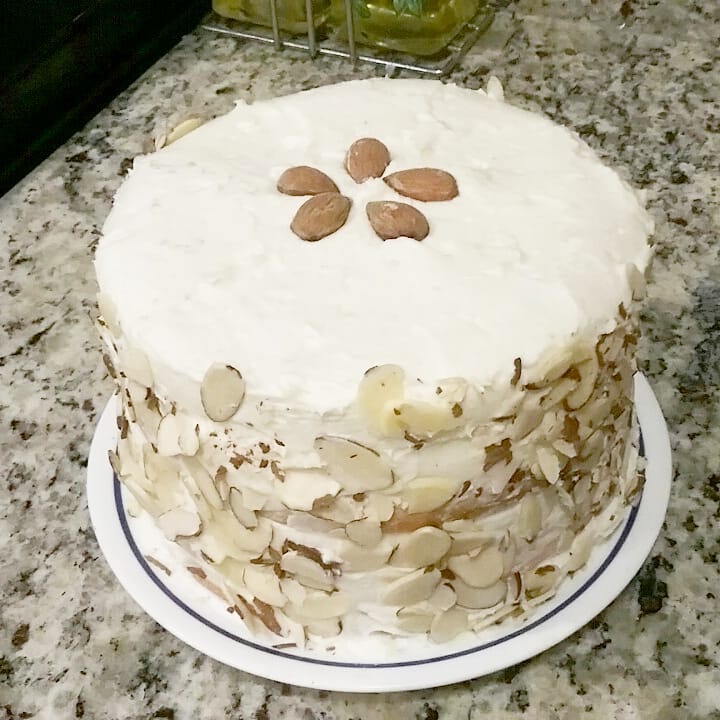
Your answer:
[96,78,652,413]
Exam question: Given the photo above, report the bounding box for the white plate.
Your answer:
[87,373,671,693]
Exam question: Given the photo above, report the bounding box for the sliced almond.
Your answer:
[366,201,429,241]
[306,618,342,637]
[157,508,202,540]
[280,551,333,588]
[449,532,492,558]
[536,447,561,485]
[345,518,382,548]
[430,607,468,643]
[390,527,451,569]
[277,165,339,196]
[97,293,121,337]
[290,193,351,242]
[200,364,245,422]
[345,138,390,183]
[384,168,459,202]
[183,458,223,509]
[428,582,457,611]
[448,546,504,589]
[243,565,287,607]
[290,591,351,620]
[229,487,258,528]
[314,436,393,493]
[401,476,462,514]
[453,578,507,609]
[363,493,396,522]
[517,493,543,541]
[565,355,600,410]
[157,413,198,457]
[357,364,405,437]
[541,377,578,408]
[342,543,392,572]
[278,468,341,511]
[393,401,454,437]
[165,116,204,145]
[396,608,434,633]
[382,568,441,606]
[118,346,153,387]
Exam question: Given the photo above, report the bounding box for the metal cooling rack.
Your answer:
[202,0,494,76]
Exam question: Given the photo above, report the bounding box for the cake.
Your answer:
[95,78,653,649]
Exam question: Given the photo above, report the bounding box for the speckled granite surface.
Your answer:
[1,1,719,717]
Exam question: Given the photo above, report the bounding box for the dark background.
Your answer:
[1,0,208,197]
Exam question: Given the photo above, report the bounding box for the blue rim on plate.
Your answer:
[88,373,671,691]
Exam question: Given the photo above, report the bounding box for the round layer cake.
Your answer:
[95,78,653,649]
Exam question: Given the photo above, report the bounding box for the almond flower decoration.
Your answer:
[276,138,459,242]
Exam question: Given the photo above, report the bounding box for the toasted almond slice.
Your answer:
[401,476,462,514]
[277,166,339,196]
[448,546,504,589]
[291,193,351,242]
[390,527,451,569]
[345,138,390,183]
[357,364,405,437]
[314,436,393,493]
[453,578,507,609]
[200,363,245,422]
[345,518,382,548]
[382,568,441,606]
[384,168,459,202]
[430,607,468,643]
[366,201,429,241]
[157,508,202,540]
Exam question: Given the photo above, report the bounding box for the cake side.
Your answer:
[97,302,644,648]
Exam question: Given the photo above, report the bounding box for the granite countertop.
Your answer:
[1,1,719,717]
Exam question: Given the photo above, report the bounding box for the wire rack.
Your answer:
[202,0,495,76]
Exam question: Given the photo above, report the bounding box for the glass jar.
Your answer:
[213,0,331,35]
[333,0,484,56]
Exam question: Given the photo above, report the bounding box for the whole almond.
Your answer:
[345,138,391,183]
[384,168,459,202]
[291,192,352,242]
[366,201,429,241]
[277,166,339,196]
